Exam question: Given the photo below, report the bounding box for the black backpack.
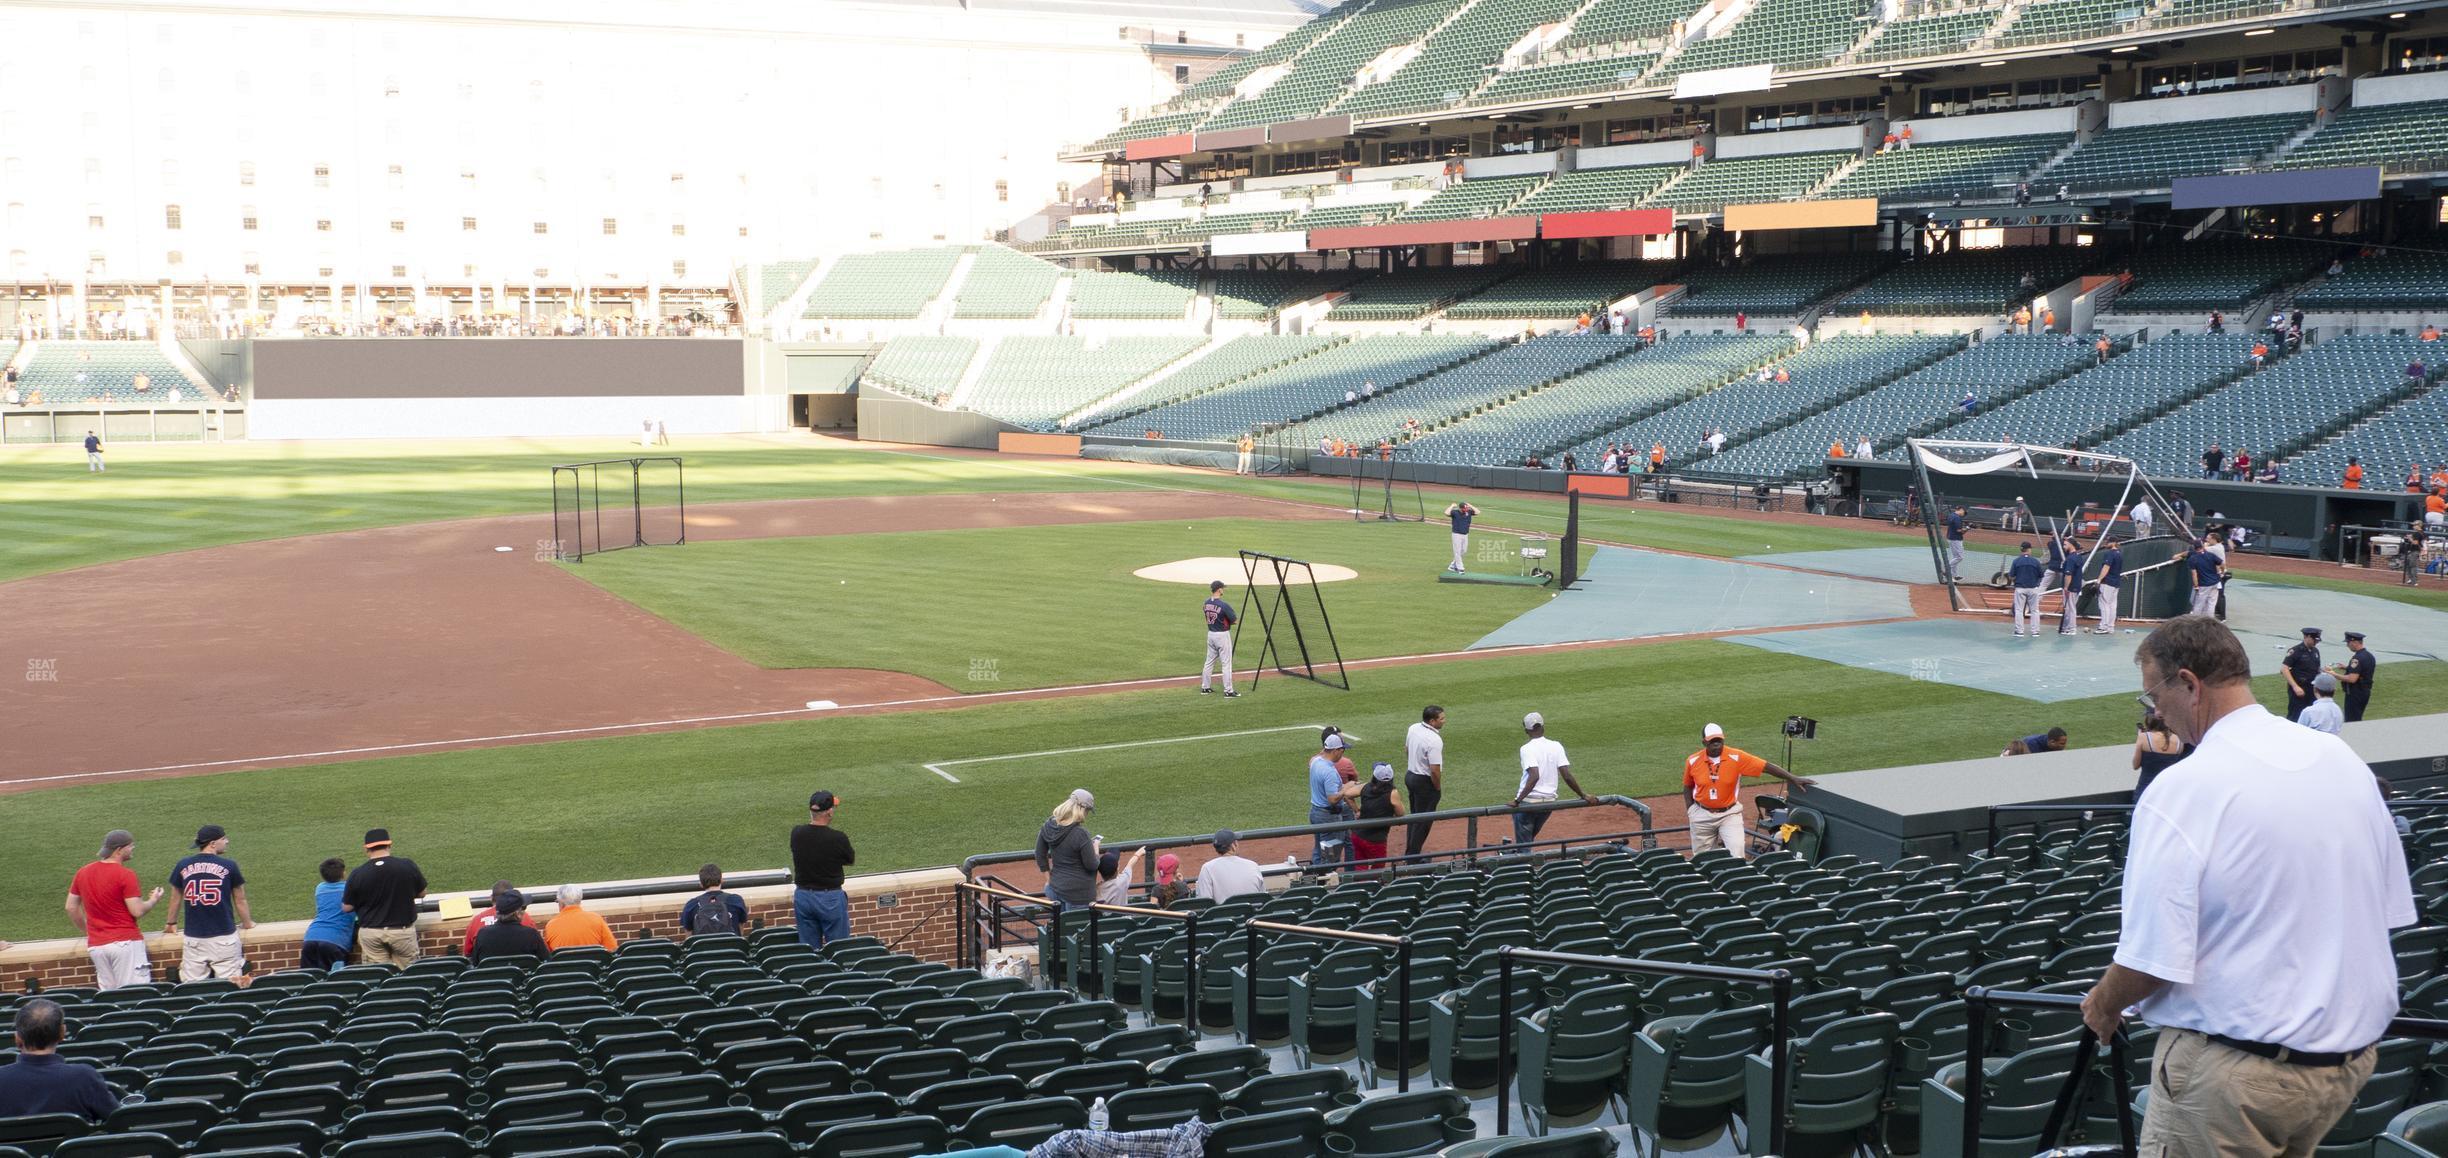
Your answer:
[689,893,741,936]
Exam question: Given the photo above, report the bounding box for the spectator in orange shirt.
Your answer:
[2429,467,2447,493]
[2252,340,2268,368]
[2343,458,2364,490]
[2426,490,2446,523]
[1881,131,1899,152]
[543,885,619,952]
[1649,442,1666,472]
[2422,323,2439,342]
[1829,440,1847,459]
[1683,723,1814,857]
[1898,123,1913,149]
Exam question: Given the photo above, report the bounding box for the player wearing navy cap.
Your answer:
[1445,502,1477,573]
[1199,580,1238,698]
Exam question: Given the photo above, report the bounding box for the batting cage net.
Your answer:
[1905,439,2190,617]
[1236,549,1351,691]
[1349,449,1426,524]
[551,457,688,562]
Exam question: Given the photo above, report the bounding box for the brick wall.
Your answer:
[0,867,965,992]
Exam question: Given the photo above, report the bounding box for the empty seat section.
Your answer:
[1666,252,1896,316]
[2290,378,2448,486]
[2042,112,2308,193]
[2098,333,2433,476]
[963,336,1206,429]
[1910,332,2260,455]
[801,249,963,319]
[1705,334,2092,478]
[742,260,817,311]
[1820,134,2071,203]
[1994,0,2150,47]
[1394,174,1549,222]
[2280,98,2448,172]
[1326,267,1519,321]
[1212,271,1363,320]
[2295,250,2448,312]
[1093,335,1495,440]
[1855,7,2001,62]
[1292,334,1638,444]
[864,337,978,399]
[951,248,1063,319]
[1206,0,1468,130]
[1567,334,1958,470]
[1069,271,1198,320]
[1647,151,1852,214]
[1472,53,1662,106]
[1839,248,2090,314]
[1444,261,1673,320]
[15,342,191,406]
[1406,333,1795,465]
[1077,335,1343,427]
[1658,0,1870,78]
[2105,239,2327,315]
[1511,166,1683,217]
[1337,0,1590,120]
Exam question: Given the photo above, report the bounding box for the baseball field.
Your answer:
[4,433,2443,940]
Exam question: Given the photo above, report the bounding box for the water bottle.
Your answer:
[1088,1096,1109,1132]
[1285,855,1298,870]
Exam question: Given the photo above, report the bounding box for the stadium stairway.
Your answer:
[944,334,1002,410]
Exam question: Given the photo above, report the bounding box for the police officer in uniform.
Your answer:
[2281,626,2323,722]
[2332,631,2376,722]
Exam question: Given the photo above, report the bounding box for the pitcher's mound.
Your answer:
[1134,556,1359,585]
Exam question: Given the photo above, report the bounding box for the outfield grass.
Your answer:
[5,639,2442,940]
[566,517,1563,689]
[0,437,1166,581]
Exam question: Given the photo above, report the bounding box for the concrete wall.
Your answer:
[2104,82,2320,128]
[1716,123,1865,159]
[247,338,758,440]
[856,388,1024,449]
[2354,70,2448,108]
[1895,106,2082,145]
[0,867,964,992]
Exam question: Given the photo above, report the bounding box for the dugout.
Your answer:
[1837,458,2420,560]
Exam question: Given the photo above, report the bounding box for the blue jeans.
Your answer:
[1514,804,1554,847]
[794,887,849,949]
[1309,805,1347,867]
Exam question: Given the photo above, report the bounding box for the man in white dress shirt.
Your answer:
[2082,616,2412,1156]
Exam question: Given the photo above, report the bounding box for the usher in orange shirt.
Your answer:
[1685,747,1768,811]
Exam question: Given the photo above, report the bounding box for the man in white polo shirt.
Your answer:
[1512,712,1593,847]
[2082,615,2412,1156]
[1403,705,1446,864]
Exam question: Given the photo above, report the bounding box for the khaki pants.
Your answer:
[179,933,245,981]
[88,939,151,990]
[2140,1027,2373,1157]
[2097,584,2120,632]
[1688,803,1746,858]
[357,926,420,968]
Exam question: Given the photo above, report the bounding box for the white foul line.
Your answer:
[917,724,1357,783]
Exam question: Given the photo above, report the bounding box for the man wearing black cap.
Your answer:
[2282,628,2324,722]
[2332,632,2376,722]
[791,791,855,949]
[469,889,548,965]
[342,828,427,967]
[165,825,252,982]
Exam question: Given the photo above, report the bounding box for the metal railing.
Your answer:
[1963,991,2448,1158]
[1244,921,1419,1091]
[1961,988,2138,1158]
[960,796,1657,887]
[1493,947,1795,1154]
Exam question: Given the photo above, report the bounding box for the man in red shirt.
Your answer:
[460,879,536,957]
[1682,724,1815,858]
[65,830,164,990]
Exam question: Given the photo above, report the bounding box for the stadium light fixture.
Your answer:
[1878,70,1904,77]
[1980,59,2006,66]
[2244,27,2274,35]
[2390,11,2408,17]
[2110,45,2138,52]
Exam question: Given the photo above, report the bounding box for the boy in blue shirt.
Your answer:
[299,858,354,971]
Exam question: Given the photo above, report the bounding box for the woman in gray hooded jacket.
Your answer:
[1034,788,1101,912]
